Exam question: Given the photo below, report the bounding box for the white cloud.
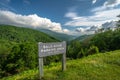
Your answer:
[92,0,120,12]
[64,0,120,35]
[104,0,120,7]
[63,29,70,33]
[92,0,97,4]
[0,10,63,32]
[75,27,85,32]
[65,8,120,27]
[65,12,78,19]
[73,27,95,36]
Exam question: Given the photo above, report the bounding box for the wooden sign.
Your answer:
[38,41,66,79]
[38,41,66,57]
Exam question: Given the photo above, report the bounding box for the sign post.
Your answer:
[38,41,66,79]
[38,57,43,79]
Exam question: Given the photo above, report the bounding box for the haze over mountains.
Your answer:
[0,20,117,41]
[39,29,76,41]
[38,21,117,37]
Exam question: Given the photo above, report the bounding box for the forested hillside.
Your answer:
[67,28,120,59]
[0,25,58,42]
[0,25,60,78]
[73,35,93,41]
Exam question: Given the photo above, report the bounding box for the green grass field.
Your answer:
[1,50,120,80]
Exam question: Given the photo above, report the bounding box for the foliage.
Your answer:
[0,25,58,43]
[0,25,60,78]
[2,50,120,80]
[67,41,81,59]
[90,29,120,52]
[86,45,99,56]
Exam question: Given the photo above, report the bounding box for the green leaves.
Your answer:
[90,29,120,52]
[0,25,59,78]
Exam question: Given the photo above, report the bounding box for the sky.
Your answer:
[0,0,120,35]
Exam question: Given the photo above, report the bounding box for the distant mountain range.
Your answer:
[0,21,117,41]
[73,34,93,42]
[0,24,76,42]
[73,21,118,41]
[38,29,77,41]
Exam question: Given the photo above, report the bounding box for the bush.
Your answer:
[77,48,85,58]
[86,45,99,56]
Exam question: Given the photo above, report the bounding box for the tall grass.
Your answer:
[1,50,120,80]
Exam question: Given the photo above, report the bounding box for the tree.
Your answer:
[67,41,81,59]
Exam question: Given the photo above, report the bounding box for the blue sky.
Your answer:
[0,0,120,35]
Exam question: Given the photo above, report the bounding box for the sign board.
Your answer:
[38,41,66,79]
[38,41,66,57]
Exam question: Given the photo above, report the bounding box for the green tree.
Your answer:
[67,41,81,59]
[86,45,99,56]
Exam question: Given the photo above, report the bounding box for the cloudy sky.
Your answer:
[0,0,120,35]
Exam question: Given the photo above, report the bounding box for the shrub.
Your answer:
[87,45,99,56]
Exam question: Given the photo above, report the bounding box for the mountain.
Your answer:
[73,34,93,41]
[38,29,76,41]
[0,25,59,43]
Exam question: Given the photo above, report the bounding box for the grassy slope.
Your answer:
[2,50,120,80]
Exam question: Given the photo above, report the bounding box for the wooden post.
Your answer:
[38,42,44,79]
[62,53,66,71]
[38,57,43,79]
[62,41,66,71]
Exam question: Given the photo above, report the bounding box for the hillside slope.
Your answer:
[0,25,58,43]
[0,25,60,78]
[74,34,93,41]
[2,50,120,80]
[39,29,76,41]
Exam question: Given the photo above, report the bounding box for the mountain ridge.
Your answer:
[38,28,77,41]
[0,25,59,43]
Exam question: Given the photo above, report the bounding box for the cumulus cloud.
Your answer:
[0,10,64,32]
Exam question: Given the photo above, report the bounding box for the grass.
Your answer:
[1,50,120,80]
